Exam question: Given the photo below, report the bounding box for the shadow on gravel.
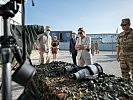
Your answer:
[0,78,23,91]
[96,55,117,62]
[105,55,116,58]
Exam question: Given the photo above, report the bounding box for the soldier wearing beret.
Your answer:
[116,18,133,80]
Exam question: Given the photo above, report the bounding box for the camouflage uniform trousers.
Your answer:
[39,51,50,64]
[120,55,133,80]
[91,49,95,56]
[39,45,51,64]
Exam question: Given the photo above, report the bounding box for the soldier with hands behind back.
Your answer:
[116,18,133,80]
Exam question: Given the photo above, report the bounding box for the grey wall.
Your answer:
[50,31,72,42]
[59,42,69,50]
[59,42,117,51]
[99,43,116,51]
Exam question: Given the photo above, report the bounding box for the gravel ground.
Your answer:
[30,50,121,77]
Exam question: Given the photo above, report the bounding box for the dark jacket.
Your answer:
[69,38,77,54]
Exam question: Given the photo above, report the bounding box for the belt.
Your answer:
[122,48,133,52]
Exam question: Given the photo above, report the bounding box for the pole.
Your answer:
[111,35,113,54]
[21,0,26,61]
[1,15,12,100]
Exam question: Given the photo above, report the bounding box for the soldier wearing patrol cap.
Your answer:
[116,18,133,80]
[34,26,52,64]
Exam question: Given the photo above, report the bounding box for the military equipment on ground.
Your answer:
[71,63,103,79]
[20,61,133,100]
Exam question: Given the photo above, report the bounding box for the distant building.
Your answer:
[86,33,119,51]
[50,31,72,42]
[50,31,119,51]
[87,33,118,43]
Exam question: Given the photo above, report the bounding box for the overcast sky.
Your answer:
[25,0,133,34]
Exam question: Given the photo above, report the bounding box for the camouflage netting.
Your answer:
[22,61,133,100]
[10,24,44,55]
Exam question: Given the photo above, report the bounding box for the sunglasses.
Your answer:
[121,24,128,26]
[78,32,82,34]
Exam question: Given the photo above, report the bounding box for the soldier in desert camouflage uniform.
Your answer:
[34,26,52,64]
[95,41,99,54]
[116,18,133,80]
[91,41,95,56]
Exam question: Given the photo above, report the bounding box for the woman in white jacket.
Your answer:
[75,28,93,67]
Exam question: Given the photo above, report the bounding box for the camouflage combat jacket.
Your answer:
[38,34,52,53]
[117,28,133,57]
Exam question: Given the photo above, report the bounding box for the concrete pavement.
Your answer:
[0,50,122,100]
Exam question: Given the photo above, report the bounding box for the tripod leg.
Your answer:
[1,47,13,100]
[17,79,43,100]
[30,79,43,99]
